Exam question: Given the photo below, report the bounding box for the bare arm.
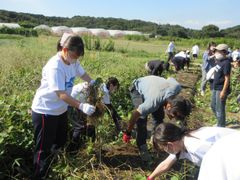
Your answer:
[220,74,230,100]
[149,155,177,179]
[80,72,93,83]
[56,90,80,108]
[126,109,141,133]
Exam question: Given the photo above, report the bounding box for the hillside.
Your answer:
[222,25,240,38]
[0,9,240,38]
[0,9,158,33]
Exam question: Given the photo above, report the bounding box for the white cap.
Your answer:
[214,44,228,51]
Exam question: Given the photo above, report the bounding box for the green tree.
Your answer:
[202,24,222,37]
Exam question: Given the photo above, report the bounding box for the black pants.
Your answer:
[32,111,68,178]
[105,104,122,132]
[172,57,185,71]
[68,107,96,142]
[167,52,174,62]
[68,107,86,141]
[129,84,164,148]
[185,57,190,69]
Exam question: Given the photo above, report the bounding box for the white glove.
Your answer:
[79,103,96,115]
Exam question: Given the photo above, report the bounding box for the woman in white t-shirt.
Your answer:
[31,34,96,179]
[147,123,240,180]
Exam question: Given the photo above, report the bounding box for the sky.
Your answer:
[1,0,239,30]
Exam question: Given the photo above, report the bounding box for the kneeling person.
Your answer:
[145,60,169,76]
[69,77,121,149]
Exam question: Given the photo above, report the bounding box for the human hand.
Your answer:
[210,55,215,59]
[147,176,153,180]
[79,103,96,115]
[219,91,226,100]
[122,131,132,143]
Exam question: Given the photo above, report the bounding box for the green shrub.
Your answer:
[0,27,38,37]
[35,29,52,36]
[93,37,101,50]
[83,35,92,50]
[103,39,115,52]
[125,34,149,41]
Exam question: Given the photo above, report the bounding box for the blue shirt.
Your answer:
[202,51,215,72]
[134,76,181,116]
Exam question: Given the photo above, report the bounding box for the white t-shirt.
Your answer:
[71,82,111,105]
[167,42,175,53]
[71,82,89,103]
[231,50,240,61]
[31,52,85,115]
[100,83,111,104]
[175,51,187,58]
[192,45,199,55]
[168,127,237,166]
[198,132,240,180]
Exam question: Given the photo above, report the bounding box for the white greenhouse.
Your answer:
[33,24,52,32]
[124,30,143,35]
[51,26,73,36]
[0,23,20,29]
[71,27,92,36]
[89,28,110,38]
[107,30,125,38]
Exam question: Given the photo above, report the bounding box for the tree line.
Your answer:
[0,9,240,38]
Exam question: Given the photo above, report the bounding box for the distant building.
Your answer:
[124,30,142,35]
[71,27,92,36]
[0,23,20,29]
[89,28,110,38]
[107,30,125,38]
[34,24,52,32]
[51,26,73,36]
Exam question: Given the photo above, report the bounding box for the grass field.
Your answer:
[0,34,239,179]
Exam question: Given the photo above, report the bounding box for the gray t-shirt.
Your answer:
[134,76,181,116]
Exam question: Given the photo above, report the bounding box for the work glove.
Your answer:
[79,103,96,115]
[122,131,132,143]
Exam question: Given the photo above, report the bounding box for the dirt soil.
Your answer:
[93,64,239,179]
[93,66,203,178]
